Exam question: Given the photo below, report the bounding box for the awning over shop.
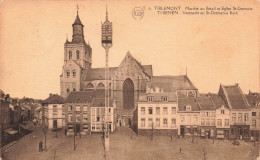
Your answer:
[4,128,18,135]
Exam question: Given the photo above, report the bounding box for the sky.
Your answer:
[0,0,259,99]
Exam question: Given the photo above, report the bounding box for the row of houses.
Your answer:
[41,83,259,141]
[41,90,116,136]
[135,84,260,140]
[0,89,41,146]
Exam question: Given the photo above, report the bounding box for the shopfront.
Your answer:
[230,125,250,140]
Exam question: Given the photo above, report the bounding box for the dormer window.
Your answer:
[186,105,191,111]
[147,96,153,102]
[162,96,168,102]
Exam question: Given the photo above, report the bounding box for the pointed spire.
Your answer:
[106,4,108,21]
[73,4,83,26]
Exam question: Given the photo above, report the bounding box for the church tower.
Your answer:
[64,10,92,69]
[60,8,92,98]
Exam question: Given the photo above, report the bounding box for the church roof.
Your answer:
[73,13,83,26]
[84,65,152,81]
[84,67,118,81]
[151,75,197,92]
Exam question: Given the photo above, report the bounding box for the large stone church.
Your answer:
[60,11,198,122]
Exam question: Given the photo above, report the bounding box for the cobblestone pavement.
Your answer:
[1,126,259,160]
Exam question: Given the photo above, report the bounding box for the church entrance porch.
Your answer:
[123,78,134,110]
[116,109,134,127]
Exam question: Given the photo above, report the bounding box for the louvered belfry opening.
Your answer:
[123,78,134,109]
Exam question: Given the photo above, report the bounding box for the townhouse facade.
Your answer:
[198,97,216,139]
[178,98,200,137]
[211,95,230,139]
[90,98,116,133]
[218,84,251,140]
[137,92,178,136]
[42,94,65,129]
[246,92,260,140]
[64,91,92,135]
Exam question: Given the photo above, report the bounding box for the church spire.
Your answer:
[106,4,108,21]
[72,4,85,43]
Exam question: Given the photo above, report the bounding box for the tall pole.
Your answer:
[74,130,76,151]
[44,130,46,151]
[102,5,112,153]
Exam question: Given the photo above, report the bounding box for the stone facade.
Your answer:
[60,12,198,125]
[65,103,90,135]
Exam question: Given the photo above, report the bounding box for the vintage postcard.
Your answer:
[0,0,259,160]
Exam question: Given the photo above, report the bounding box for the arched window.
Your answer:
[66,88,70,93]
[69,51,72,60]
[85,51,87,59]
[97,83,105,89]
[86,83,94,89]
[73,88,76,91]
[76,50,80,59]
[72,70,76,78]
[66,71,70,78]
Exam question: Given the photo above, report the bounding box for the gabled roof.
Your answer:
[197,97,215,110]
[151,75,197,92]
[178,98,200,111]
[219,84,249,109]
[246,94,260,109]
[73,13,83,26]
[91,98,114,107]
[210,94,228,109]
[139,92,177,102]
[65,91,94,103]
[0,89,5,95]
[43,94,65,104]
